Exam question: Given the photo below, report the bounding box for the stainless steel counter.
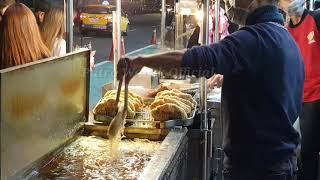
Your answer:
[139,128,188,180]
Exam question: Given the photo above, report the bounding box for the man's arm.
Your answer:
[181,29,257,77]
[118,29,257,80]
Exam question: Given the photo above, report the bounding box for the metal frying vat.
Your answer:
[14,126,188,180]
[0,50,189,180]
[0,50,90,179]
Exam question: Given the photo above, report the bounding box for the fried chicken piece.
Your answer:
[157,90,196,106]
[94,98,118,117]
[104,90,144,110]
[152,96,191,115]
[150,99,166,109]
[151,103,188,121]
[147,85,171,97]
[156,95,195,110]
[103,93,137,112]
[104,90,144,111]
[128,91,144,105]
[119,95,141,111]
[94,97,136,119]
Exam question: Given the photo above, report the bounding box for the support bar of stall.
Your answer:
[210,0,221,161]
[113,0,122,85]
[214,0,220,43]
[201,0,210,179]
[209,1,222,179]
[161,0,166,46]
[66,0,74,52]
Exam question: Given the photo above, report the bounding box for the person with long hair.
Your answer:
[0,3,51,69]
[40,8,66,56]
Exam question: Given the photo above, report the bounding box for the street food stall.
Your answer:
[0,0,223,179]
[0,51,190,180]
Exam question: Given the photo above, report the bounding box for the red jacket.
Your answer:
[288,10,320,102]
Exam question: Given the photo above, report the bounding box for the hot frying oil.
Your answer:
[35,136,161,180]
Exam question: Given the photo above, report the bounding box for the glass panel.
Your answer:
[73,0,162,110]
[0,51,90,179]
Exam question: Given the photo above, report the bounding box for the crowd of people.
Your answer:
[0,1,66,69]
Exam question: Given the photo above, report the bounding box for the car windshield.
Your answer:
[83,7,116,14]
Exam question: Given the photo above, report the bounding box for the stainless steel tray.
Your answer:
[93,101,197,129]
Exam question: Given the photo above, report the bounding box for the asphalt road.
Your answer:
[74,13,161,64]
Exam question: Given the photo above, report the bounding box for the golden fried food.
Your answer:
[104,90,144,110]
[128,91,144,105]
[94,98,118,117]
[150,99,166,109]
[157,90,196,106]
[103,94,137,112]
[152,97,191,115]
[156,95,195,110]
[149,89,197,121]
[151,103,188,121]
[95,89,147,119]
[94,97,136,119]
[118,95,141,111]
[147,85,171,98]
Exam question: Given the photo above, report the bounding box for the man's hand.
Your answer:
[208,74,223,89]
[116,57,143,81]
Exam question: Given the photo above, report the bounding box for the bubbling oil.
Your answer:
[35,136,161,180]
[109,131,122,159]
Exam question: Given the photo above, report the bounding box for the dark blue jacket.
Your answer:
[182,6,305,169]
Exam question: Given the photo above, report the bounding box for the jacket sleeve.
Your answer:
[181,29,258,78]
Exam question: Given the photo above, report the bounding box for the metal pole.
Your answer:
[201,0,210,179]
[209,0,220,161]
[66,0,74,52]
[214,0,220,43]
[200,77,208,180]
[113,0,122,86]
[310,0,315,10]
[209,1,221,178]
[161,0,166,47]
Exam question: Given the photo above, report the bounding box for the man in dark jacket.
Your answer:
[117,0,305,179]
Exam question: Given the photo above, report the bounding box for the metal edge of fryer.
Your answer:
[0,50,91,179]
[138,128,188,180]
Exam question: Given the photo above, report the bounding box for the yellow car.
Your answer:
[79,5,130,35]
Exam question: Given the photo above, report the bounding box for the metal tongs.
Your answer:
[108,60,129,140]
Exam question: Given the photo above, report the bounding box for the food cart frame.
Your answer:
[1,0,223,179]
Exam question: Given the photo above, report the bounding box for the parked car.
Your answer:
[79,5,129,35]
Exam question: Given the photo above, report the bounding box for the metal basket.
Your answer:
[93,104,197,129]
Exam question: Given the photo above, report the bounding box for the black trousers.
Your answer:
[299,99,320,180]
[223,157,297,180]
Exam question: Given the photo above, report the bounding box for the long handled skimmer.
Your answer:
[108,62,129,140]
